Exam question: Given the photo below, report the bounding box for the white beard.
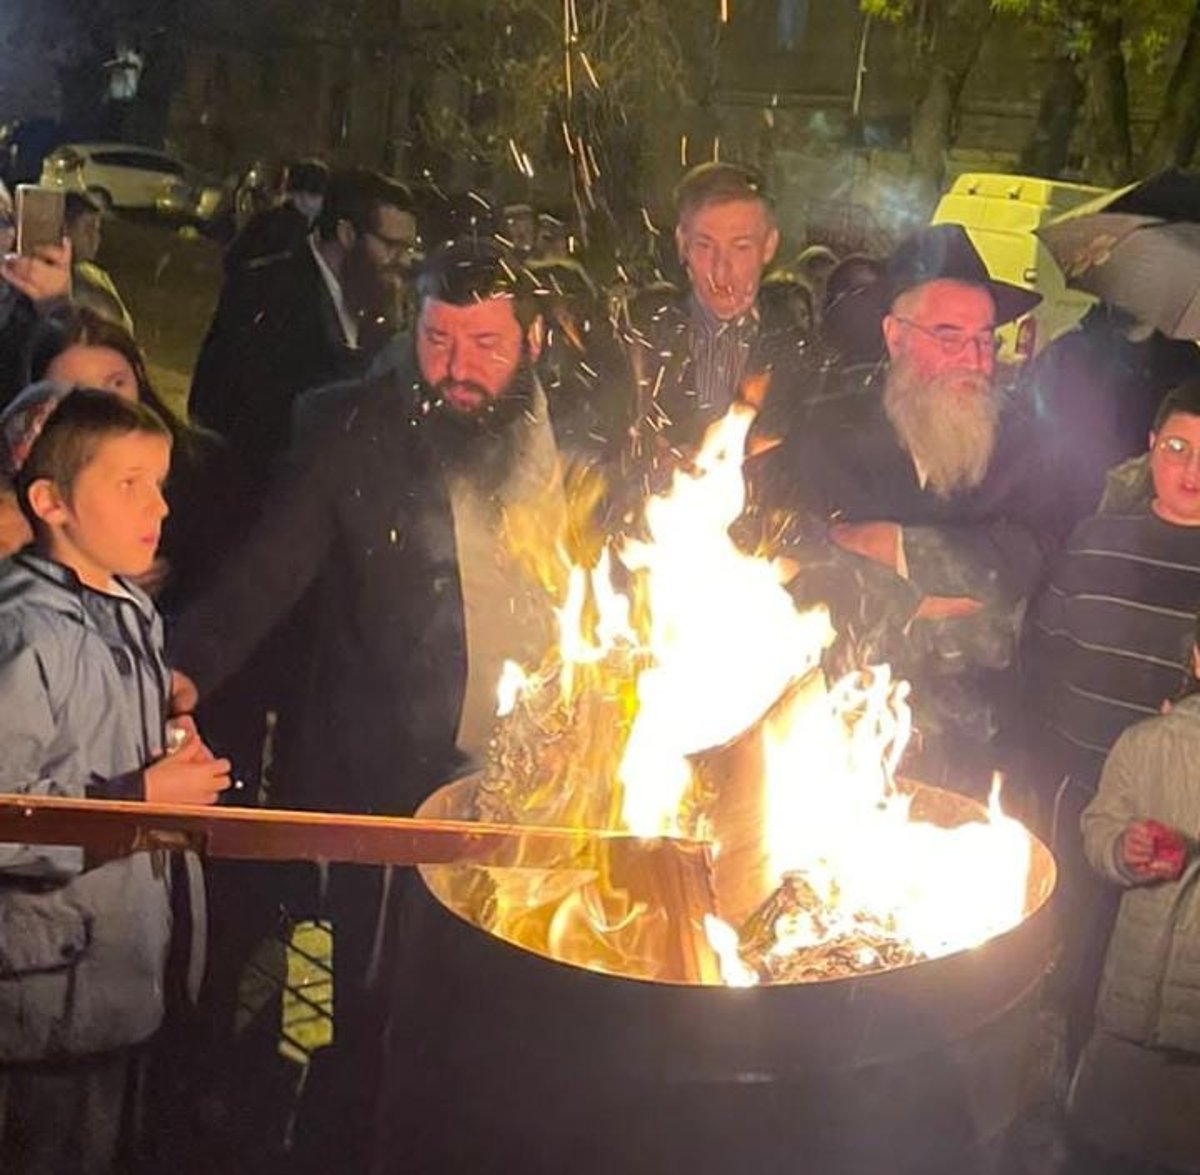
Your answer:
[883,359,999,498]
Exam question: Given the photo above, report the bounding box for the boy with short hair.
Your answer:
[0,384,230,1173]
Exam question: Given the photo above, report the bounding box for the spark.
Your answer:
[680,134,688,167]
[579,51,600,90]
[720,0,729,22]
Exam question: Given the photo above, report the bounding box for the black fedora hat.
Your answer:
[885,224,1041,324]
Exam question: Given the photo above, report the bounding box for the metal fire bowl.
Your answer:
[379,778,1058,1175]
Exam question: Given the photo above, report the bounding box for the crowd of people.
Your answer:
[0,153,1199,1175]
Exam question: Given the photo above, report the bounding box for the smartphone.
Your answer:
[15,185,65,256]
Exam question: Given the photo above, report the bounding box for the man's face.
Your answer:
[883,280,998,388]
[416,295,529,416]
[342,203,418,317]
[68,212,102,264]
[37,431,171,591]
[676,197,779,321]
[1150,412,1200,526]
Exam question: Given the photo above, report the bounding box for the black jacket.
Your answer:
[622,288,812,461]
[188,246,368,493]
[223,202,311,276]
[172,362,467,816]
[749,372,1056,779]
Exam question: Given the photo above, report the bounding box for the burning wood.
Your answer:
[737,872,923,983]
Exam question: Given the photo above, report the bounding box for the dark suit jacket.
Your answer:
[188,246,366,493]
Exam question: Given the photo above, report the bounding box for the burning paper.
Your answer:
[453,403,1032,986]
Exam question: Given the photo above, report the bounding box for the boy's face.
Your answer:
[1150,411,1200,526]
[33,431,171,591]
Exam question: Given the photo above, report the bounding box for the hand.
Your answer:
[170,669,199,717]
[1119,819,1187,881]
[914,595,985,620]
[2,240,72,304]
[830,521,901,571]
[145,727,230,806]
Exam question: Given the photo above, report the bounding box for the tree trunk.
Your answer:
[1141,0,1200,171]
[1079,7,1133,186]
[908,0,994,215]
[1018,49,1084,178]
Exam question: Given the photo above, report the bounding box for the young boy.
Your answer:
[1069,621,1200,1173]
[0,383,230,1174]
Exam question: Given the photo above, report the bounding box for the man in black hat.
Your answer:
[752,223,1053,798]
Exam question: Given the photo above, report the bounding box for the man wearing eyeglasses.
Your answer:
[190,167,419,495]
[752,224,1050,801]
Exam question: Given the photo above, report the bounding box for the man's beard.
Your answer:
[420,353,537,494]
[883,357,999,498]
[342,240,404,328]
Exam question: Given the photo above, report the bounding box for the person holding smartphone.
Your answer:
[0,182,72,411]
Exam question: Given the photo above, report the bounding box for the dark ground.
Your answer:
[97,214,222,416]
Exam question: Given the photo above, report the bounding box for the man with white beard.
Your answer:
[753,224,1051,799]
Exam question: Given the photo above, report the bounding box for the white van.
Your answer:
[932,173,1109,364]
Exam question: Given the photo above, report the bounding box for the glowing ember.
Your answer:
[470,402,1034,986]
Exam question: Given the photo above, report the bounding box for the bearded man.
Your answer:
[169,240,575,1170]
[753,224,1052,798]
[189,167,418,498]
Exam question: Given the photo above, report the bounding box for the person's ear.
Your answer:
[1149,430,1158,454]
[881,313,905,360]
[525,315,545,363]
[764,226,780,267]
[675,223,688,266]
[26,479,68,527]
[335,218,357,252]
[1192,642,1200,680]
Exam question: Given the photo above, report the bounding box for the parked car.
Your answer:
[40,142,221,218]
[931,172,1109,365]
[0,119,74,187]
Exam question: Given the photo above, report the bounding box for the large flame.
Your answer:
[480,402,1032,986]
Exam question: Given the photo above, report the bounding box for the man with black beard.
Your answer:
[753,224,1052,798]
[189,167,417,500]
[169,241,570,1170]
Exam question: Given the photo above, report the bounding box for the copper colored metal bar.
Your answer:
[0,793,708,872]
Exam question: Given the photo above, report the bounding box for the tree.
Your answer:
[1142,0,1200,169]
[999,0,1195,182]
[861,0,998,211]
[402,0,719,261]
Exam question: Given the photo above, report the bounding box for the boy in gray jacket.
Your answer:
[0,384,230,1174]
[1070,621,1200,1173]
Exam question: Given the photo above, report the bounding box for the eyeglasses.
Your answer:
[1155,435,1200,465]
[365,228,418,261]
[894,316,999,359]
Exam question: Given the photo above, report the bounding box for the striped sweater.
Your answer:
[1030,508,1200,791]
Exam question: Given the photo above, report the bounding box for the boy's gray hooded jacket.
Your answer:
[0,551,172,1060]
[1083,693,1200,1052]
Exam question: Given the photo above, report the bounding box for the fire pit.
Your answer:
[377,405,1057,1173]
[381,774,1054,1175]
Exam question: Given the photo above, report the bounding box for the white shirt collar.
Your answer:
[308,236,358,349]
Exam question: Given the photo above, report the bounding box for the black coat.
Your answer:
[171,363,467,816]
[749,373,1056,789]
[222,202,311,276]
[623,289,813,461]
[760,374,1053,603]
[188,247,367,494]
